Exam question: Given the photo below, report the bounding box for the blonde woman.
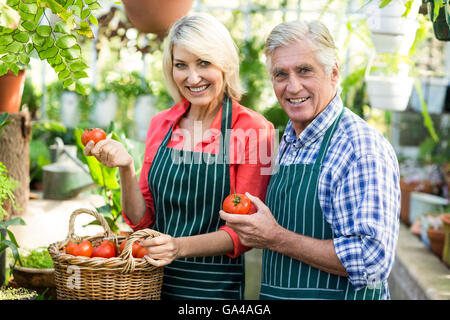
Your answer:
[84,13,274,299]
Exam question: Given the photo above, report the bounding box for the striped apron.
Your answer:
[260,110,383,300]
[147,96,244,300]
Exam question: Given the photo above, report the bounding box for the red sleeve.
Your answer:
[220,104,275,258]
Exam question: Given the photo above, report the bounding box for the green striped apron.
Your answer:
[148,95,244,300]
[260,110,383,300]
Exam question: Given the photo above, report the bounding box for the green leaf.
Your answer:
[69,60,88,71]
[0,62,8,76]
[48,54,62,66]
[25,42,33,54]
[54,20,70,33]
[88,14,98,26]
[53,63,65,73]
[87,2,101,10]
[18,53,30,64]
[1,53,17,63]
[73,70,88,79]
[81,8,90,20]
[57,68,70,80]
[59,44,80,60]
[76,20,93,38]
[12,31,29,43]
[5,216,25,228]
[18,1,38,14]
[36,25,52,37]
[0,35,13,46]
[6,41,23,53]
[75,82,86,95]
[63,78,73,87]
[21,20,36,31]
[39,46,58,59]
[32,33,46,46]
[55,34,77,49]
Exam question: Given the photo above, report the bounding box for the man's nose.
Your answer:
[286,75,303,93]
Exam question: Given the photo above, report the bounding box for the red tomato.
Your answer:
[81,128,107,146]
[119,240,146,258]
[223,192,251,214]
[65,240,93,257]
[91,239,116,258]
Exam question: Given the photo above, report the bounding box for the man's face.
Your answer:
[269,41,339,135]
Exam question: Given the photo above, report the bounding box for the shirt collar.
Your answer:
[282,94,344,148]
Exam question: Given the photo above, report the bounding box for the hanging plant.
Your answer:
[0,0,104,95]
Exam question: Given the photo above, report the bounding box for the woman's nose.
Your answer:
[186,68,201,84]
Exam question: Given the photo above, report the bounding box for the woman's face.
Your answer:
[172,45,225,109]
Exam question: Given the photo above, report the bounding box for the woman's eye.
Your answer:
[174,63,186,68]
[199,60,210,67]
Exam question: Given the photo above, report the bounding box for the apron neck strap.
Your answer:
[313,108,344,168]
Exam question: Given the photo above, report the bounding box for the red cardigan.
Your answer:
[122,98,274,258]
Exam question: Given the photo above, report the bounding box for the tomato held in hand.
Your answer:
[91,239,116,258]
[81,128,107,146]
[119,240,146,258]
[223,192,251,214]
[65,240,94,257]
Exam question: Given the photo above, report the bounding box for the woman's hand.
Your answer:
[141,234,181,267]
[84,139,133,168]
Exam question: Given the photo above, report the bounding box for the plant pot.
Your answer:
[427,227,445,259]
[0,70,26,113]
[409,77,449,114]
[365,75,414,111]
[428,1,450,41]
[12,265,55,289]
[421,213,443,248]
[399,178,437,226]
[121,0,194,37]
[409,192,449,225]
[366,0,421,54]
[440,213,450,266]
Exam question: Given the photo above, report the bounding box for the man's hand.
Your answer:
[219,192,282,250]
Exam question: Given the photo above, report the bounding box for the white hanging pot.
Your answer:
[364,54,414,111]
[134,94,157,141]
[409,77,449,114]
[60,91,80,129]
[91,91,118,127]
[366,0,422,54]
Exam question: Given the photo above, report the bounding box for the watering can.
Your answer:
[42,138,96,200]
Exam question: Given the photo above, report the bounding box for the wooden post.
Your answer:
[0,111,31,216]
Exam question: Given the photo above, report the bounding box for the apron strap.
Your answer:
[313,108,344,169]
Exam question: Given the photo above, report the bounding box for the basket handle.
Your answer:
[119,228,161,274]
[66,208,112,242]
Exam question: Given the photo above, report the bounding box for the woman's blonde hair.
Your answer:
[264,20,338,76]
[163,13,243,103]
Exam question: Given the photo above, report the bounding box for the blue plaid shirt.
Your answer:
[277,94,400,299]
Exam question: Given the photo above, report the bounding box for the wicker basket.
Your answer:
[48,208,163,300]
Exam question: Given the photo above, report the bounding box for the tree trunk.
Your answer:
[0,111,31,216]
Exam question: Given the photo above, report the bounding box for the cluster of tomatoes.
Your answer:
[64,239,147,259]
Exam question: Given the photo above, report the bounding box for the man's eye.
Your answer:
[299,67,311,74]
[274,72,287,79]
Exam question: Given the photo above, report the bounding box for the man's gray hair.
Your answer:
[264,20,338,76]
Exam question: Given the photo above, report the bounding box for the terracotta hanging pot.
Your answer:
[121,0,194,37]
[0,70,26,113]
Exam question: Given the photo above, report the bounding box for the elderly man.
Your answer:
[220,20,400,300]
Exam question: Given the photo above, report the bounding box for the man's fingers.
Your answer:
[245,192,267,212]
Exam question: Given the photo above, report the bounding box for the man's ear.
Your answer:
[331,61,340,85]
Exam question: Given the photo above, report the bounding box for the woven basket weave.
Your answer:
[48,208,163,300]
